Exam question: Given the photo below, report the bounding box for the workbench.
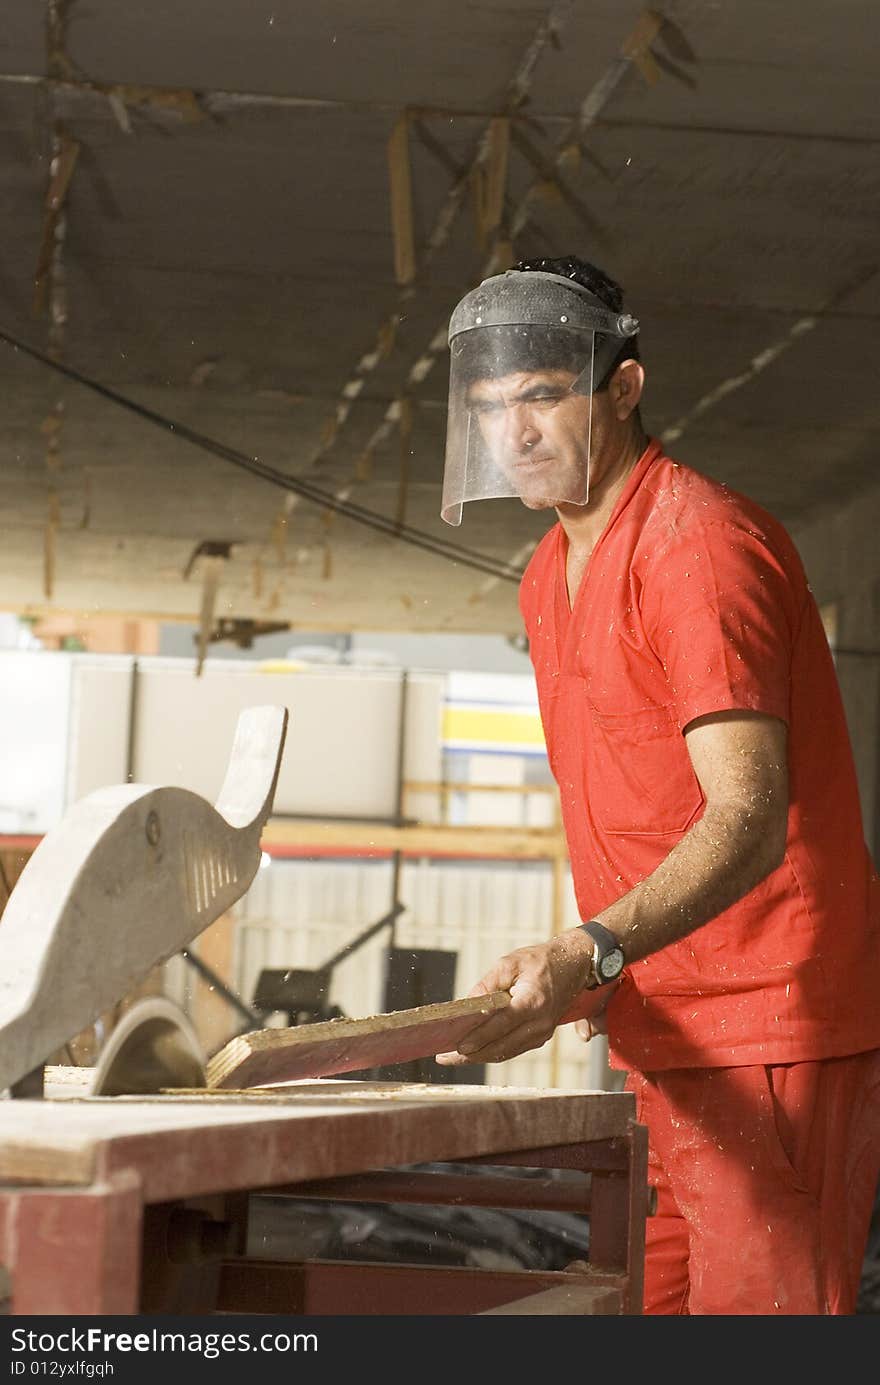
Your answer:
[0,1082,648,1315]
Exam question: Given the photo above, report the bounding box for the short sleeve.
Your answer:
[639,520,804,730]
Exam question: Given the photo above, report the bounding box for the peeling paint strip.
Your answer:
[106,89,132,134]
[396,397,413,529]
[660,265,877,447]
[41,12,78,611]
[510,124,607,242]
[660,317,816,446]
[355,446,374,481]
[0,71,609,128]
[111,84,204,123]
[79,468,91,529]
[46,0,73,82]
[33,133,79,314]
[621,9,664,84]
[270,507,288,562]
[43,490,60,600]
[475,116,510,247]
[388,112,416,286]
[195,556,224,677]
[508,1,575,109]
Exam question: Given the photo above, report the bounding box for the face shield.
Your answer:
[441,271,639,526]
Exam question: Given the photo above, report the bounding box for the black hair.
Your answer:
[452,323,595,388]
[512,255,640,390]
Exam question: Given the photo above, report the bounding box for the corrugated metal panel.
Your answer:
[231,858,613,1091]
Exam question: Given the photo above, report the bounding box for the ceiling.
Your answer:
[1,0,878,639]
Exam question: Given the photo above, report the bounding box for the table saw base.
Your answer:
[0,1083,649,1315]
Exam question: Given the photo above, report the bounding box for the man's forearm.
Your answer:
[595,802,787,965]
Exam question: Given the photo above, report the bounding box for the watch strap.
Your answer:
[579,920,620,955]
[578,920,624,988]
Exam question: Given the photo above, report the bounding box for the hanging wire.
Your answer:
[0,326,526,585]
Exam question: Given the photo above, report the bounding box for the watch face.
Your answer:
[599,949,624,980]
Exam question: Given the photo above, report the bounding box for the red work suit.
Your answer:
[520,439,880,1313]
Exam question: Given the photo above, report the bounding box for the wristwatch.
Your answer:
[578,920,625,988]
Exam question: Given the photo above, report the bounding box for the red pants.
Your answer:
[626,1049,880,1314]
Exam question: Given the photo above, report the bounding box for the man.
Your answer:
[434,255,880,1315]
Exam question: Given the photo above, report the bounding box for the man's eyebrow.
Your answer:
[511,382,570,401]
[467,378,570,405]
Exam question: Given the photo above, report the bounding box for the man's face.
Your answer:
[466,368,594,511]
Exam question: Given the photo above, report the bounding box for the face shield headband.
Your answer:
[441,271,639,526]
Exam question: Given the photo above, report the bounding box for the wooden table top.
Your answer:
[0,1081,635,1203]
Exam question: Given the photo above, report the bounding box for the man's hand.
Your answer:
[563,977,619,1035]
[435,928,594,1066]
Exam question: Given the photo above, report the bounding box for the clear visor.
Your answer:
[441,325,597,526]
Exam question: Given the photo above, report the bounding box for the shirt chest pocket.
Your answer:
[586,699,704,836]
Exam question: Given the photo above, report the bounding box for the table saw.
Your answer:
[0,705,649,1316]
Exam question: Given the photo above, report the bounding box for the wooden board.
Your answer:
[0,1084,636,1193]
[481,1282,622,1315]
[206,991,511,1089]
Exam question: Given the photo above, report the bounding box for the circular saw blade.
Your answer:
[91,997,206,1096]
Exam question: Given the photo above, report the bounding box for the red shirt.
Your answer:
[521,439,880,1071]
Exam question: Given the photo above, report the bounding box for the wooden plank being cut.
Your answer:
[206,991,511,1089]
